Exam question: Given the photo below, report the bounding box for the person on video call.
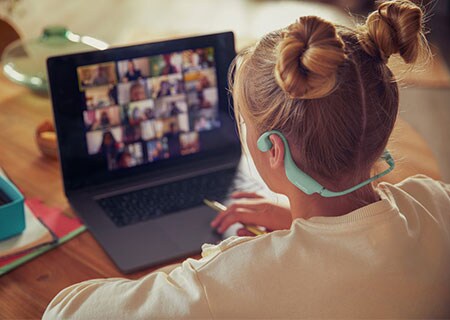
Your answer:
[150,140,167,161]
[197,90,212,109]
[107,85,117,106]
[83,111,96,131]
[129,107,143,126]
[124,125,140,143]
[117,150,136,168]
[195,73,211,91]
[165,122,181,157]
[93,66,111,86]
[44,1,450,318]
[99,111,110,126]
[196,48,213,68]
[169,102,182,116]
[161,54,178,75]
[80,68,94,87]
[129,81,148,102]
[173,79,185,94]
[144,107,155,120]
[124,59,143,82]
[98,131,117,155]
[90,110,111,130]
[97,131,120,171]
[157,80,171,98]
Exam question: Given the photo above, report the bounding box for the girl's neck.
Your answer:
[288,184,380,220]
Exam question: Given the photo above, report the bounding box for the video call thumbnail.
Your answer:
[126,99,156,126]
[149,52,182,77]
[147,138,169,162]
[84,85,117,110]
[86,127,123,155]
[78,62,117,90]
[182,48,214,72]
[154,95,188,118]
[117,79,152,105]
[115,142,144,170]
[184,67,217,92]
[83,106,122,131]
[77,47,219,172]
[152,74,185,99]
[180,132,200,155]
[117,58,151,82]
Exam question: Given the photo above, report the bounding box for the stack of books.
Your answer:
[0,169,86,276]
[0,204,57,259]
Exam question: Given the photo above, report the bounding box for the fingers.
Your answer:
[216,210,262,234]
[210,200,268,228]
[236,228,256,237]
[230,191,263,199]
[226,200,268,213]
[210,205,251,228]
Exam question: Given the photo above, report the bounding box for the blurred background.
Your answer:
[1,0,448,50]
[0,0,449,181]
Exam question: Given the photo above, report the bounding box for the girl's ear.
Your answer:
[268,134,285,169]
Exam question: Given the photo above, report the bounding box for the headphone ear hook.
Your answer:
[256,130,395,197]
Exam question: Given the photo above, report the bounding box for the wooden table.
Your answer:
[0,71,441,318]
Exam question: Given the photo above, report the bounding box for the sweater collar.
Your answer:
[292,198,396,229]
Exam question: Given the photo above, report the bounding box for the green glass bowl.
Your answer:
[1,26,108,93]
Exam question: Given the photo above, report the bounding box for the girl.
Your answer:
[44,1,450,318]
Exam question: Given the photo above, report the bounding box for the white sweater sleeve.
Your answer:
[42,258,213,319]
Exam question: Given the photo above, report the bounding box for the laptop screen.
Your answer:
[77,47,220,172]
[48,32,239,191]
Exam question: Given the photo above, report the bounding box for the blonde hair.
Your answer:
[229,0,430,194]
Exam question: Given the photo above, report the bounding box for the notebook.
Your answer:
[0,167,86,276]
[0,204,56,258]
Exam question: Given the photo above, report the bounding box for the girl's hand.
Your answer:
[210,192,292,236]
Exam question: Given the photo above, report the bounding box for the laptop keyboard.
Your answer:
[97,168,262,227]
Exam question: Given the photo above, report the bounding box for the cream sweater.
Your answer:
[43,175,450,319]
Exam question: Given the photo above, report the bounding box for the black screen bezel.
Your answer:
[47,32,240,192]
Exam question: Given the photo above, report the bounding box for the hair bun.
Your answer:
[274,16,346,100]
[358,0,425,64]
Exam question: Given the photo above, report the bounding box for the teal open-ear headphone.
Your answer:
[257,130,395,197]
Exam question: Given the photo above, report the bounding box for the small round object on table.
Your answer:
[35,120,58,159]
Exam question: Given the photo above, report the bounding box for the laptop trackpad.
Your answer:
[156,204,246,249]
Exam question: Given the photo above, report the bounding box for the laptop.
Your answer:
[47,32,262,273]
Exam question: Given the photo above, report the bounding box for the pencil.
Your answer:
[203,199,267,236]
